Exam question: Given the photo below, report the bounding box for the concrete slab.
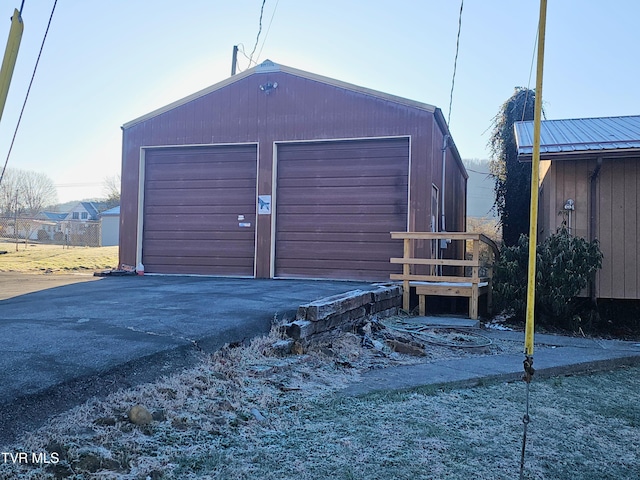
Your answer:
[0,274,377,445]
[340,337,640,397]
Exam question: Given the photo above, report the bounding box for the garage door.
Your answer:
[142,145,257,276]
[275,137,408,281]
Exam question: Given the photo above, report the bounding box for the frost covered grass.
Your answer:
[1,327,638,480]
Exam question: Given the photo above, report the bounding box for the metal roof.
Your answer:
[514,115,640,159]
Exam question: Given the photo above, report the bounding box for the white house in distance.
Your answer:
[99,206,120,247]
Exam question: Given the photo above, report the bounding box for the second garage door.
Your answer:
[275,137,409,281]
[142,145,257,276]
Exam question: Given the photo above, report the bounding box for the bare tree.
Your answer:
[0,168,58,216]
[0,169,58,249]
[102,174,121,209]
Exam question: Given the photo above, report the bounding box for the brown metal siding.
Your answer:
[142,145,257,276]
[120,69,467,279]
[274,138,408,281]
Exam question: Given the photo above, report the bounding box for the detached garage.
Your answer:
[120,60,467,281]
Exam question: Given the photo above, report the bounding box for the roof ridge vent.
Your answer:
[256,59,280,73]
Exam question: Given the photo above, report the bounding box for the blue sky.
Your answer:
[0,0,639,203]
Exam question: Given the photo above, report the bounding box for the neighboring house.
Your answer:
[99,206,120,247]
[119,60,468,280]
[35,202,103,246]
[515,114,640,300]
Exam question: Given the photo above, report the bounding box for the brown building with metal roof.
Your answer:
[119,60,467,281]
[515,115,640,300]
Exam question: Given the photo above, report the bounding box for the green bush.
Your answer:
[493,226,603,328]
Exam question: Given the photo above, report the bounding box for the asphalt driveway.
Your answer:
[0,274,378,445]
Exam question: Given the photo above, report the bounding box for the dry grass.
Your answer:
[1,324,638,480]
[0,243,118,273]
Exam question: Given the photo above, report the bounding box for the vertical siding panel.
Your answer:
[555,162,565,232]
[597,163,613,298]
[574,160,590,239]
[623,159,638,298]
[611,162,625,297]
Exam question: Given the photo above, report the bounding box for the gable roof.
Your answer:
[123,60,437,129]
[515,115,640,160]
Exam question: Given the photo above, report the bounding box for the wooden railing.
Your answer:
[390,232,499,320]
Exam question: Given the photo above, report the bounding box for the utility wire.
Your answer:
[256,0,280,64]
[0,0,58,188]
[248,0,267,68]
[446,0,464,127]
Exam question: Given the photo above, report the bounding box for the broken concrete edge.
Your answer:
[339,354,640,398]
[286,285,402,342]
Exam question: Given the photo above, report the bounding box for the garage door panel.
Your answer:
[144,230,253,241]
[278,143,408,161]
[143,240,255,258]
[276,262,401,281]
[275,138,408,281]
[145,188,255,207]
[276,204,407,215]
[143,264,253,276]
[143,144,256,276]
[146,178,256,190]
[277,186,408,205]
[145,205,255,215]
[276,214,406,233]
[276,241,401,260]
[278,161,407,179]
[146,163,256,182]
[277,175,406,189]
[278,231,394,243]
[144,215,255,231]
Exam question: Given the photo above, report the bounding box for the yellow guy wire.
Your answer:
[524,0,547,358]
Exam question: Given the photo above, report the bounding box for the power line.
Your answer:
[0,0,58,188]
[247,0,267,68]
[446,0,464,127]
[256,0,280,64]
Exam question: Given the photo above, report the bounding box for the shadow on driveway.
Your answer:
[0,274,378,446]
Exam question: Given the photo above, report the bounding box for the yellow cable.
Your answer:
[524,0,548,357]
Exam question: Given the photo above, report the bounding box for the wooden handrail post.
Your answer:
[403,237,410,311]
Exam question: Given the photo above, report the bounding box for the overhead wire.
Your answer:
[446,0,464,127]
[247,0,267,68]
[0,0,58,188]
[255,0,280,65]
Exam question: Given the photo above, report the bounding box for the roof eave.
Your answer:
[518,147,640,162]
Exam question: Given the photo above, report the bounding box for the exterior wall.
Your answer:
[120,69,467,278]
[101,215,119,247]
[539,157,640,300]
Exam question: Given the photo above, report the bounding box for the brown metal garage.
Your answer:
[119,60,467,281]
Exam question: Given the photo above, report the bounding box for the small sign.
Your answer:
[239,222,252,228]
[258,195,271,215]
[238,214,245,221]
